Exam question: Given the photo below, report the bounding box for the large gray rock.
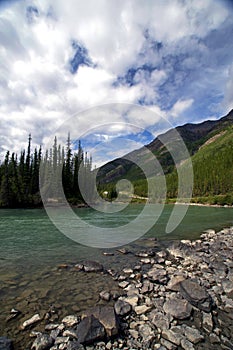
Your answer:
[179,279,212,312]
[76,315,106,345]
[163,297,192,320]
[0,337,13,350]
[82,306,119,337]
[31,334,54,350]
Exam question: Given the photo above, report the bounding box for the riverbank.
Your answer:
[1,226,233,350]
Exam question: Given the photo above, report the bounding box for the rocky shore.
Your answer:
[1,227,233,350]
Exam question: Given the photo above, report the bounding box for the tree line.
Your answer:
[0,134,94,208]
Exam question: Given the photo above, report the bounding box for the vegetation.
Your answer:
[0,134,93,208]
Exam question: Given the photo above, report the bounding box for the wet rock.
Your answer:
[0,337,13,350]
[179,279,212,312]
[21,313,41,330]
[114,300,131,316]
[82,306,119,337]
[76,315,106,345]
[82,261,103,272]
[163,297,192,320]
[31,333,54,350]
[61,315,78,327]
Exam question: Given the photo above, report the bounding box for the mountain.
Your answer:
[97,109,233,185]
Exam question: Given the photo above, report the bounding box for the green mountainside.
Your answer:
[97,109,233,204]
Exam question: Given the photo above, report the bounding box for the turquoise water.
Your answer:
[0,204,232,273]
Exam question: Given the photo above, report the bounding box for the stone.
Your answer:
[179,279,212,312]
[163,297,192,320]
[167,275,186,291]
[138,323,155,342]
[123,268,133,274]
[123,294,139,308]
[209,333,220,344]
[129,329,139,339]
[76,315,105,345]
[160,338,177,350]
[66,341,85,350]
[44,324,59,331]
[141,280,154,294]
[202,312,213,332]
[61,315,78,327]
[82,260,103,272]
[181,325,204,344]
[134,305,152,315]
[222,280,233,297]
[0,337,13,350]
[82,306,118,337]
[148,268,168,284]
[117,248,129,254]
[114,300,131,316]
[148,310,171,330]
[162,329,183,346]
[180,338,195,350]
[118,281,129,289]
[31,334,54,350]
[99,290,111,301]
[21,313,41,330]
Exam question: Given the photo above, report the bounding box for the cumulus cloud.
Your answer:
[0,0,232,162]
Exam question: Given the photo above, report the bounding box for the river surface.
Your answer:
[0,204,232,348]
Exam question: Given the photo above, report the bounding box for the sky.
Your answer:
[0,0,233,166]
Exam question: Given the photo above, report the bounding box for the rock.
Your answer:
[180,338,195,350]
[31,334,54,350]
[222,280,233,297]
[163,297,192,320]
[0,337,13,350]
[179,279,212,312]
[76,315,106,345]
[167,275,186,291]
[44,324,59,331]
[134,305,152,315]
[160,338,177,350]
[138,323,155,342]
[123,268,133,274]
[181,325,204,344]
[99,290,111,301]
[148,268,168,284]
[141,280,154,294]
[148,310,171,330]
[62,315,78,327]
[102,252,114,256]
[82,306,119,337]
[123,294,139,308]
[202,312,213,332]
[209,333,220,344]
[129,329,139,339]
[162,329,183,345]
[117,248,129,254]
[82,260,103,272]
[66,341,85,350]
[118,281,129,289]
[114,300,131,316]
[21,313,41,330]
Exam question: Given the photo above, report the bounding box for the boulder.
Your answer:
[179,279,212,312]
[163,297,192,320]
[0,337,13,350]
[82,306,118,337]
[76,315,105,345]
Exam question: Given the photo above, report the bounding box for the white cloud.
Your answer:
[170,99,194,118]
[0,0,232,160]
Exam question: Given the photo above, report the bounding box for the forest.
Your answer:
[0,134,93,208]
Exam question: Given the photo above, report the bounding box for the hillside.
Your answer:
[97,109,233,204]
[97,109,233,184]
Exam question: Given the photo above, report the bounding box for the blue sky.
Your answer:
[0,0,233,166]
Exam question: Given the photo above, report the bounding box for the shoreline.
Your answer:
[2,226,233,350]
